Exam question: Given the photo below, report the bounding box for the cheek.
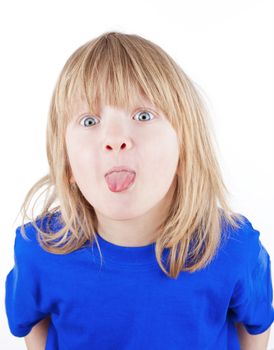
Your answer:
[142,129,179,174]
[66,133,98,179]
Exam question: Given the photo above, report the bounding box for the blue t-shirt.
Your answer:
[5,212,274,349]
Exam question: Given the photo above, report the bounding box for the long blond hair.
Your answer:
[18,31,245,279]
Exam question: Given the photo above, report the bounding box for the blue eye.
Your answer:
[80,116,99,127]
[134,111,154,122]
[80,110,154,127]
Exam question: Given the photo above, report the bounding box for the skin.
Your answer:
[24,316,50,349]
[235,322,271,349]
[65,92,180,247]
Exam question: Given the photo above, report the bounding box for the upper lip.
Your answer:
[105,166,136,176]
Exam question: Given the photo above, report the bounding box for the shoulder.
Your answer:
[224,215,261,250]
[15,211,63,259]
[220,214,266,273]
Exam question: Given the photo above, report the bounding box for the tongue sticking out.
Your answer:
[105,171,136,193]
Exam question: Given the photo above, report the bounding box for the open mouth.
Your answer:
[104,170,136,193]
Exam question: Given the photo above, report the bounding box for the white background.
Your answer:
[0,0,273,348]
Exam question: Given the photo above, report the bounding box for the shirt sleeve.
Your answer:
[228,219,274,335]
[5,225,50,337]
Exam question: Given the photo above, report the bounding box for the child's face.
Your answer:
[65,92,179,222]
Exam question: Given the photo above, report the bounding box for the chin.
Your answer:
[97,203,153,221]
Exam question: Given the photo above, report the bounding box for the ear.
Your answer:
[69,175,75,184]
[175,163,180,175]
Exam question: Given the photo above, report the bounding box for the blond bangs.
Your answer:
[55,33,182,135]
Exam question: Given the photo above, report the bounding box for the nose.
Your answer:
[104,138,133,152]
[102,110,133,152]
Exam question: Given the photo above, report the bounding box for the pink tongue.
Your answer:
[105,171,135,192]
